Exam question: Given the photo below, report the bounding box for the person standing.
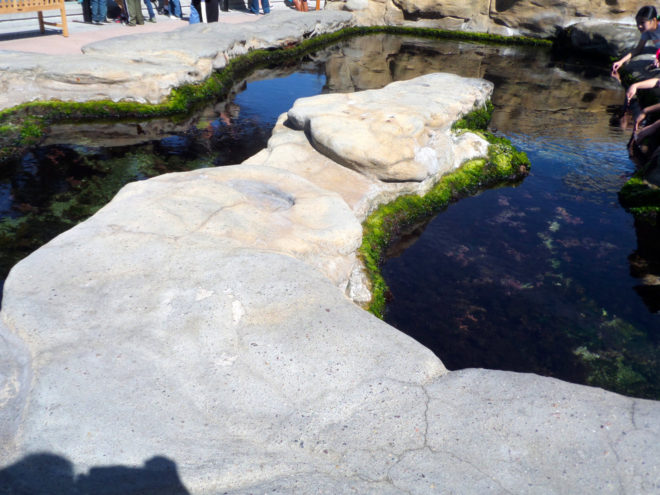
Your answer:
[125,0,144,25]
[249,0,269,15]
[143,0,157,22]
[192,0,219,22]
[91,0,108,24]
[167,0,182,18]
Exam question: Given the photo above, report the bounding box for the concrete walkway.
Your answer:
[0,0,292,55]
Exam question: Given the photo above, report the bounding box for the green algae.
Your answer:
[0,26,551,165]
[571,311,660,399]
[359,104,531,318]
[0,150,213,278]
[619,172,660,215]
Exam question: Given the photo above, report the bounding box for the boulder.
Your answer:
[328,0,642,37]
[558,20,639,58]
[489,0,638,37]
[286,73,492,182]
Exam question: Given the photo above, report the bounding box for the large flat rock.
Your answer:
[286,73,491,182]
[1,74,659,494]
[0,11,354,111]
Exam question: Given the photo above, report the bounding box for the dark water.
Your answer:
[1,34,658,397]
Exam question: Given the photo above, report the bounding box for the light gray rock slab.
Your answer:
[81,11,354,67]
[0,50,206,108]
[1,73,659,495]
[0,10,354,111]
[388,369,660,495]
[0,240,445,490]
[286,72,492,182]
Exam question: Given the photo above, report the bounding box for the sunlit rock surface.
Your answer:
[327,0,640,37]
[246,73,490,219]
[285,74,490,182]
[1,74,660,494]
[0,11,354,111]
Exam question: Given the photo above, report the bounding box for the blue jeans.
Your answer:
[168,0,181,16]
[250,0,268,13]
[91,0,107,21]
[143,0,155,18]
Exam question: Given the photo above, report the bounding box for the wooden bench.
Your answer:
[0,0,69,36]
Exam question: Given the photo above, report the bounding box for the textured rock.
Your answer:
[2,60,660,495]
[328,0,641,37]
[316,34,625,142]
[286,73,492,182]
[392,369,660,494]
[488,0,637,37]
[558,20,639,58]
[0,10,354,111]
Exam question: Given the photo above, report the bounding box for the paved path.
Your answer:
[0,0,291,55]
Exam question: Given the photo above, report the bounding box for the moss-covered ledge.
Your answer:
[0,26,550,165]
[616,54,660,215]
[359,102,531,317]
[619,172,660,215]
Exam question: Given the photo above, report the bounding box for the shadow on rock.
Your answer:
[0,453,190,495]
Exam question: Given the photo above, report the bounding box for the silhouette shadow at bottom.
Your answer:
[0,453,190,495]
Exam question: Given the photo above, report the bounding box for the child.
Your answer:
[612,6,660,76]
[626,48,660,143]
[625,48,660,104]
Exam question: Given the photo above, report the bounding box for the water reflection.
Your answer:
[1,34,658,398]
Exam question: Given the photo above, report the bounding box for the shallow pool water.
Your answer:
[2,34,658,397]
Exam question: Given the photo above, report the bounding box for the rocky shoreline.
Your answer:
[1,8,660,495]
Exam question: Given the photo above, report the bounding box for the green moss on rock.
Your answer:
[359,106,530,318]
[619,172,660,214]
[0,26,552,165]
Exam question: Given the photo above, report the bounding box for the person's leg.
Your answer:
[143,0,155,20]
[125,0,139,25]
[120,0,129,21]
[206,0,218,21]
[301,0,307,11]
[191,0,201,19]
[135,0,144,23]
[100,0,108,20]
[91,0,98,22]
[169,0,181,17]
[82,0,93,22]
[260,0,269,14]
[249,0,259,14]
[636,120,660,142]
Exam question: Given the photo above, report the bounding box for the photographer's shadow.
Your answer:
[0,453,190,495]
